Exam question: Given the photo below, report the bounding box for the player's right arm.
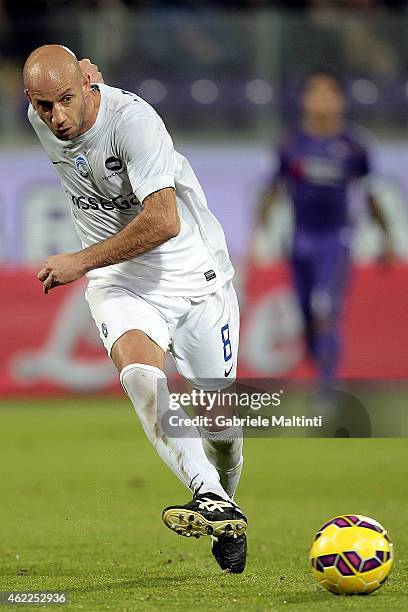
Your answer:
[38,103,181,293]
[257,183,283,227]
[38,187,180,294]
[77,187,180,272]
[256,140,289,228]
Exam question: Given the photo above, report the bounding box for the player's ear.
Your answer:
[81,72,91,94]
[24,88,32,103]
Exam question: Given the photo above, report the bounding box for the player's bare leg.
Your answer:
[111,329,165,372]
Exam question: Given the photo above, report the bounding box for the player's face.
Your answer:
[301,76,345,120]
[28,75,88,141]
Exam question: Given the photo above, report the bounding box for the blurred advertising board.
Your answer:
[1,262,407,395]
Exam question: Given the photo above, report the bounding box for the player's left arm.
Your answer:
[354,137,394,266]
[367,194,394,266]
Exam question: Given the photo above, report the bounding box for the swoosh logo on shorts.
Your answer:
[224,364,234,377]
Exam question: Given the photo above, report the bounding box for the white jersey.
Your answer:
[28,84,234,296]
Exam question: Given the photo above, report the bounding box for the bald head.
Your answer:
[24,45,99,141]
[23,45,82,92]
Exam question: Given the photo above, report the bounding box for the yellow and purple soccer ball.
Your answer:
[310,514,393,595]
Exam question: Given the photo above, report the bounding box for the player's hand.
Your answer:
[379,234,395,268]
[257,191,272,228]
[37,253,88,294]
[79,58,104,84]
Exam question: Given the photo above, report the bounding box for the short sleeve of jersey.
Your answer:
[116,105,175,203]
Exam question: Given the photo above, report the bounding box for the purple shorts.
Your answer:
[291,229,351,321]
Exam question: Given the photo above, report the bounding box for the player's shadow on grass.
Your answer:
[69,570,212,594]
[282,589,390,604]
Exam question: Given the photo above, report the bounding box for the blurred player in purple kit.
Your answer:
[257,70,393,384]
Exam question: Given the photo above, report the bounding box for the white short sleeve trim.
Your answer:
[135,174,175,204]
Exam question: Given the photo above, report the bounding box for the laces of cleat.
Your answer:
[197,498,233,512]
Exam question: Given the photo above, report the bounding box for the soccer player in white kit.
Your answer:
[23,45,247,573]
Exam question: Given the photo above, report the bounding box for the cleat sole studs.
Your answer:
[206,526,214,534]
[188,515,195,522]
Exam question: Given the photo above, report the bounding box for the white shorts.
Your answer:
[85,281,239,390]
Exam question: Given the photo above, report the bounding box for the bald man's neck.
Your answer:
[79,87,101,137]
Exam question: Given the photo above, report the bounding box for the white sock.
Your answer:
[120,364,230,500]
[200,425,244,499]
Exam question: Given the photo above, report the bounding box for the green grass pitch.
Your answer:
[0,398,407,611]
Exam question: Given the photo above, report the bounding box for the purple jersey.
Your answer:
[272,127,370,233]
